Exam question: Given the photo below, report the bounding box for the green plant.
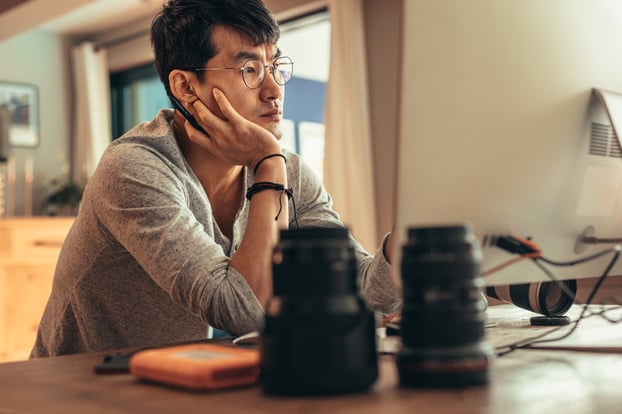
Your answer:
[46,180,84,216]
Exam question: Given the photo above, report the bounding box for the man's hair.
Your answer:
[151,0,280,97]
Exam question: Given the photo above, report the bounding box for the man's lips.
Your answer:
[260,109,281,120]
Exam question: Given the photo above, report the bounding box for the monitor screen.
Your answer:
[395,1,622,287]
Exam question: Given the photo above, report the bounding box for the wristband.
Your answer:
[245,181,298,226]
[253,153,287,175]
[245,181,292,201]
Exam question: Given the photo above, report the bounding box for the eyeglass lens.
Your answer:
[243,57,293,88]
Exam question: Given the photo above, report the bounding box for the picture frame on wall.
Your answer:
[0,81,39,148]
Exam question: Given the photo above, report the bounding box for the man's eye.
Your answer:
[243,66,257,74]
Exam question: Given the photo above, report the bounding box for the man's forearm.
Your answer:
[229,156,288,306]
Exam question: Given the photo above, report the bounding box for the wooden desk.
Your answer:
[0,305,620,414]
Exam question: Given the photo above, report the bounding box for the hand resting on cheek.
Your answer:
[184,88,282,169]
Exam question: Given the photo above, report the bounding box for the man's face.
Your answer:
[193,25,285,139]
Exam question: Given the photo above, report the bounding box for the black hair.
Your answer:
[150,0,280,97]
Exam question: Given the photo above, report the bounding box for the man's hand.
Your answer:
[183,88,281,168]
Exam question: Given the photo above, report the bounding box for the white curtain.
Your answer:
[70,42,111,184]
[324,0,378,251]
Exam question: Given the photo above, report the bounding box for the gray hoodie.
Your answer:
[31,109,400,357]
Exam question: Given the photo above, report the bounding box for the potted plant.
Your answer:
[45,179,84,216]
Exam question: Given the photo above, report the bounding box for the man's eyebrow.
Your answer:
[234,50,260,62]
[233,47,282,63]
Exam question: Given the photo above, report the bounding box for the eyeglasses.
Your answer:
[192,56,294,89]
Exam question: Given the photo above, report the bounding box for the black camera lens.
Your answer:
[486,279,576,316]
[260,227,378,395]
[397,224,493,388]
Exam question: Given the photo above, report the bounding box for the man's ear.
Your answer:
[169,69,198,104]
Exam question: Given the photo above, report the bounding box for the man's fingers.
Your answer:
[191,98,227,133]
[212,88,244,123]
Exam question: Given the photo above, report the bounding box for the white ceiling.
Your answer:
[0,0,327,42]
[0,0,161,41]
[40,0,162,37]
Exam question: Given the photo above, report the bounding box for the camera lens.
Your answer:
[397,224,493,388]
[260,227,378,395]
[485,279,576,316]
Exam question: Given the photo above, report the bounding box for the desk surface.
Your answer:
[1,304,621,414]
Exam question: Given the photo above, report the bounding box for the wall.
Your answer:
[364,0,402,240]
[0,29,73,216]
[0,0,402,224]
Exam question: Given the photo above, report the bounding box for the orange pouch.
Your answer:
[129,343,260,390]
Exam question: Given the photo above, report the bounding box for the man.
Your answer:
[31,0,401,358]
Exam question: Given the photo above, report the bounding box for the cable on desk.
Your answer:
[530,246,621,309]
[495,303,622,357]
[492,245,622,357]
[586,297,622,323]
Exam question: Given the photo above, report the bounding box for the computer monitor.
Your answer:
[395,1,622,288]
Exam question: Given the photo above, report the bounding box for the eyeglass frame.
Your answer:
[185,56,294,90]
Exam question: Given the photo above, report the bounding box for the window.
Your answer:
[110,64,169,140]
[109,11,330,179]
[277,12,330,179]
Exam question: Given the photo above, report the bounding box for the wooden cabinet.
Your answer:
[0,217,74,363]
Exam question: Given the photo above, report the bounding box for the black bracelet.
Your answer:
[246,181,291,201]
[245,181,299,226]
[253,153,287,175]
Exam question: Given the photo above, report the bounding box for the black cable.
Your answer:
[289,192,300,229]
[537,247,619,267]
[495,247,621,357]
[590,302,622,323]
[582,236,622,244]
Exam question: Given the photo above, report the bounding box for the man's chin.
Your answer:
[256,118,282,139]
[267,125,282,140]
